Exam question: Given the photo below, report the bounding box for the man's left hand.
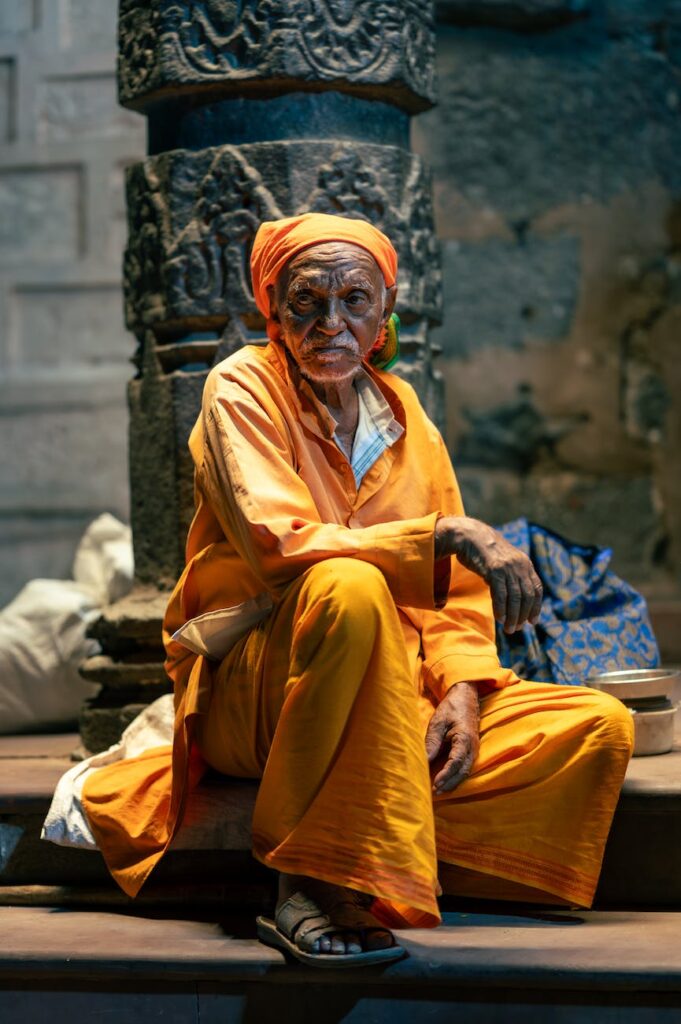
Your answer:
[425,681,480,794]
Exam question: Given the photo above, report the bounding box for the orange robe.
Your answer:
[82,342,633,925]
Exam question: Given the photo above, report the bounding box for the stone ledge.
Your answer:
[2,907,681,992]
[2,737,680,818]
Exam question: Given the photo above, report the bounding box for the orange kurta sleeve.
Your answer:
[420,435,518,702]
[198,379,447,610]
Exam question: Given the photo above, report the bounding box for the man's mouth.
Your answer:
[301,336,358,360]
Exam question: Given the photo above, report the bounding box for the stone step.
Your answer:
[1,906,681,1023]
[2,734,680,905]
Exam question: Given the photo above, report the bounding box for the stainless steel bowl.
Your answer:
[587,668,680,756]
[587,668,681,702]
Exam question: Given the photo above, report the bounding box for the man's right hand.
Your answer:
[435,516,543,635]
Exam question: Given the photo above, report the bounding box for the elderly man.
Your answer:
[82,213,633,967]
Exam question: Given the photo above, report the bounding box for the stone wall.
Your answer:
[415,0,681,591]
[2,0,680,605]
[0,0,145,607]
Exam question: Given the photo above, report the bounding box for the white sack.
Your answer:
[42,693,175,850]
[0,514,134,734]
[72,512,133,605]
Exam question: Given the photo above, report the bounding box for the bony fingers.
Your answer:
[491,576,508,623]
[516,586,536,628]
[434,757,473,793]
[433,746,471,791]
[530,579,543,624]
[503,581,522,634]
[425,718,447,761]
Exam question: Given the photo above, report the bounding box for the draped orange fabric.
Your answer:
[250,212,398,340]
[81,341,633,919]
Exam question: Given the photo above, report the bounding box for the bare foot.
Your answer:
[276,873,394,956]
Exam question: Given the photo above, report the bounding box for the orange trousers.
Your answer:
[195,557,634,928]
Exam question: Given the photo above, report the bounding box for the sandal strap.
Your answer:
[294,921,344,952]
[323,899,394,940]
[275,892,331,942]
[275,888,394,953]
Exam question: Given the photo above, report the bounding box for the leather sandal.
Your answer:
[256,890,406,968]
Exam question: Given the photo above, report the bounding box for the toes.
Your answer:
[312,931,363,955]
[364,928,394,951]
[330,931,361,954]
[341,932,362,955]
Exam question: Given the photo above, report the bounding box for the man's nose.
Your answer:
[316,297,345,335]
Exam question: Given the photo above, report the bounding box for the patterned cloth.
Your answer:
[331,371,404,487]
[495,518,660,685]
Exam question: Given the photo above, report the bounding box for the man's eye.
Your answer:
[346,292,368,307]
[293,293,314,308]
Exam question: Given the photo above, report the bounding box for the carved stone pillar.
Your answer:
[80,0,443,752]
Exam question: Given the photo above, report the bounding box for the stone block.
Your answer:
[123,141,441,334]
[0,169,81,265]
[79,655,168,689]
[117,0,436,112]
[0,403,129,519]
[414,25,681,225]
[61,0,118,54]
[129,361,207,586]
[0,59,13,142]
[13,284,132,369]
[456,467,662,583]
[36,73,145,143]
[78,702,129,756]
[0,1,35,34]
[87,587,169,650]
[431,236,579,358]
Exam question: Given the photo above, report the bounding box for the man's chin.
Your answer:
[300,356,361,385]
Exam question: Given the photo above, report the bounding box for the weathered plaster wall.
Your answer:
[414,0,681,590]
[0,0,145,607]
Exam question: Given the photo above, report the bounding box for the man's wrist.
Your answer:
[434,516,467,559]
[448,680,479,695]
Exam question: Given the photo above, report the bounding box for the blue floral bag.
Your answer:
[495,518,660,685]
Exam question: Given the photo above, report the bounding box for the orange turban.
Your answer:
[250,212,398,341]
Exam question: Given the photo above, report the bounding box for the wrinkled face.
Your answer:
[268,242,396,386]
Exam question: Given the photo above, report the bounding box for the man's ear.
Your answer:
[266,283,279,321]
[382,284,398,323]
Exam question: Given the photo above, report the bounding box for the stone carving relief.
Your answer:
[123,162,168,332]
[118,1,163,102]
[118,0,435,108]
[165,147,282,320]
[305,147,442,320]
[123,142,441,334]
[123,147,282,333]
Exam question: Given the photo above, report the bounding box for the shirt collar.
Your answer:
[265,341,407,442]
